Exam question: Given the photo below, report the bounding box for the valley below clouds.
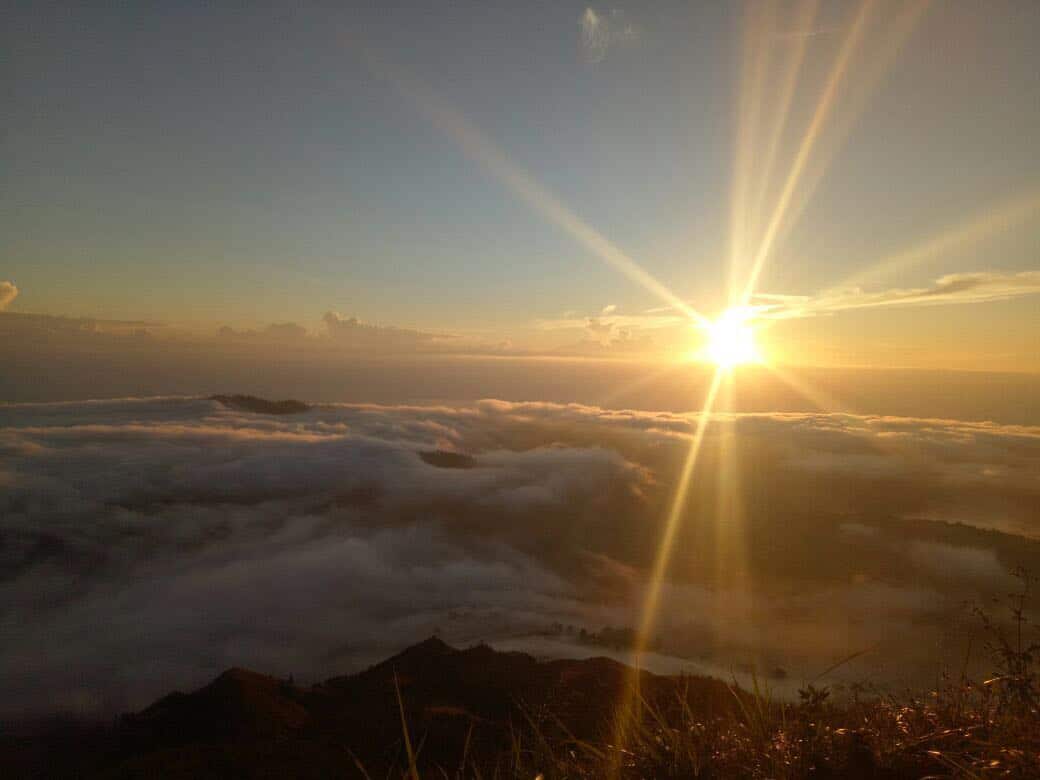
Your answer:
[3,396,1040,718]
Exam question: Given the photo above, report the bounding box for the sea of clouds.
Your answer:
[2,396,1039,717]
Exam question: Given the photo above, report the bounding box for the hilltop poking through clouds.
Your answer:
[209,394,311,415]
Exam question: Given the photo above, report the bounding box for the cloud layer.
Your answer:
[3,397,1040,717]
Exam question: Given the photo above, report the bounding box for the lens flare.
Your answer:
[702,309,761,368]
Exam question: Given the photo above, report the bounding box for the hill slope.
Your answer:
[7,638,732,778]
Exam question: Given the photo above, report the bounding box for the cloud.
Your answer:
[633,269,1040,325]
[0,310,158,341]
[563,313,657,352]
[580,7,639,64]
[537,307,685,353]
[322,311,444,350]
[538,312,683,333]
[0,281,19,310]
[758,270,1040,318]
[218,322,309,342]
[3,397,1040,716]
[0,301,468,360]
[584,316,614,342]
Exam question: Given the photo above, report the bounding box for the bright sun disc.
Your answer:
[703,309,760,367]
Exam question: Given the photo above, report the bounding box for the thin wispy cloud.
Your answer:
[537,310,683,333]
[635,270,1040,327]
[580,7,639,64]
[759,270,1040,318]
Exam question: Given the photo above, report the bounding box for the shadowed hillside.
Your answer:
[1,638,731,778]
[109,638,735,778]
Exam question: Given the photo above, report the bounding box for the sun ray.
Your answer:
[737,0,876,308]
[359,48,710,328]
[729,0,778,300]
[764,362,854,416]
[834,189,1040,292]
[637,367,724,641]
[608,367,725,771]
[711,374,753,665]
[712,375,748,588]
[777,0,933,248]
[591,359,691,409]
[747,0,820,255]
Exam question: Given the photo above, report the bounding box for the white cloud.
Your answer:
[0,281,18,310]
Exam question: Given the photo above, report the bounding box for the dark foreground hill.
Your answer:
[3,638,731,779]
[4,637,1039,778]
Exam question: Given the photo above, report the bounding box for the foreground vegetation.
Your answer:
[379,574,1040,779]
[452,673,1040,778]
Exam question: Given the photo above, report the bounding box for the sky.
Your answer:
[4,1,1040,373]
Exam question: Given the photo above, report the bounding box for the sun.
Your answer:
[701,308,761,368]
